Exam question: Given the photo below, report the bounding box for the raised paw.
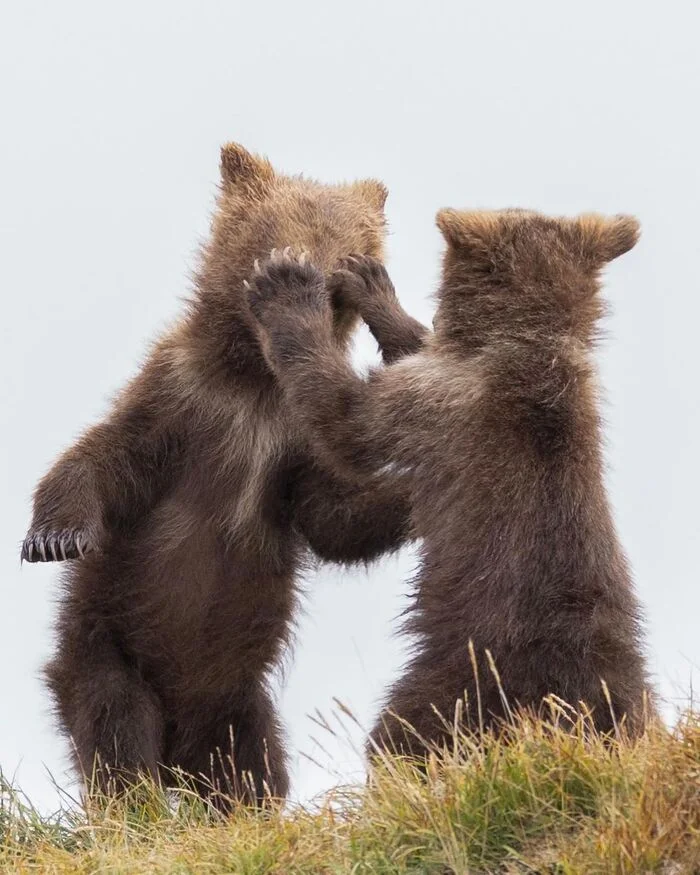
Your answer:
[21,528,94,563]
[339,254,391,284]
[328,254,395,312]
[245,248,327,326]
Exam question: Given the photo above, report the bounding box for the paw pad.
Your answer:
[245,249,326,321]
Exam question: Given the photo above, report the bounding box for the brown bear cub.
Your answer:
[22,144,417,806]
[246,209,651,758]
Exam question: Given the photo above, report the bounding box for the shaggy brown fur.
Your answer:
[246,209,651,758]
[22,144,416,806]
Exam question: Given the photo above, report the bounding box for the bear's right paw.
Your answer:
[21,527,96,563]
[245,248,327,328]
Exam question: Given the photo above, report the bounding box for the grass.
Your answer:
[1,705,698,874]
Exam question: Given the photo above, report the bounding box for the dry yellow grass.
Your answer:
[1,705,698,874]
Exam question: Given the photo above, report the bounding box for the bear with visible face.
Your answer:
[22,144,418,806]
[246,209,651,758]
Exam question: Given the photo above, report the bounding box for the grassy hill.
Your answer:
[2,706,698,874]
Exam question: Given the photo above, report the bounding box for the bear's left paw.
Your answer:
[245,248,326,326]
[327,254,397,317]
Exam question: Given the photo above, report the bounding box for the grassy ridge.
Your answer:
[1,708,698,874]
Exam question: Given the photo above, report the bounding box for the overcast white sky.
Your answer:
[1,0,698,811]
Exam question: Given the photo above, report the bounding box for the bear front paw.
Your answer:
[245,248,327,327]
[21,527,96,562]
[328,254,395,311]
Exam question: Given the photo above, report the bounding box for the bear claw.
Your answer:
[21,529,92,563]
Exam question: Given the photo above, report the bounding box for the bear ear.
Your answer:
[352,179,389,212]
[436,209,502,254]
[572,213,640,264]
[220,142,275,194]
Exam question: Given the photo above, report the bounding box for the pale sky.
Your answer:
[1,0,698,810]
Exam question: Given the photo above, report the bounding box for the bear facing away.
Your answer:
[246,209,652,757]
[22,144,421,806]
